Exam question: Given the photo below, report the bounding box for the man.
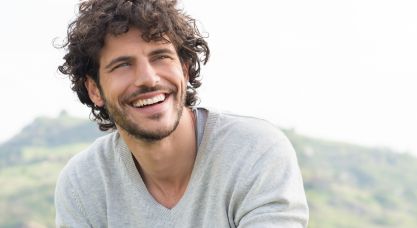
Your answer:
[55,0,309,227]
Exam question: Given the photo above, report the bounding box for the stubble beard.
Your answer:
[103,87,186,142]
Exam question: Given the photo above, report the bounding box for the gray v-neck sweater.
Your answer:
[55,109,309,227]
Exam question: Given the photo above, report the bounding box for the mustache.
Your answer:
[124,85,176,101]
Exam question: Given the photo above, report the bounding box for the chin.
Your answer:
[122,107,183,142]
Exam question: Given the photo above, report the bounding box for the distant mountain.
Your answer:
[0,111,107,168]
[1,113,417,227]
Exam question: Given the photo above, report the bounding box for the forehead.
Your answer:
[100,28,176,59]
[106,28,172,47]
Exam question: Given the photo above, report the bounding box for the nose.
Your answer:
[133,60,161,87]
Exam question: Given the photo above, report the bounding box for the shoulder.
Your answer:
[201,108,296,169]
[63,131,118,170]
[207,109,289,147]
[56,131,120,191]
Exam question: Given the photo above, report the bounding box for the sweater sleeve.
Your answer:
[55,168,92,227]
[233,134,309,228]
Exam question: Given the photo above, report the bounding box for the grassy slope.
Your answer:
[286,129,417,228]
[0,144,89,227]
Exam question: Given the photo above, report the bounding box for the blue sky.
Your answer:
[1,0,416,156]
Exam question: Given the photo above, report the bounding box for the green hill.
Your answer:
[286,130,417,228]
[0,111,106,168]
[0,113,416,227]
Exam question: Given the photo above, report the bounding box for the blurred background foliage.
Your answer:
[0,112,416,227]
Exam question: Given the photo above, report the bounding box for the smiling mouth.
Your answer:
[131,94,167,108]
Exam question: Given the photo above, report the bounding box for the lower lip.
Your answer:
[131,94,171,115]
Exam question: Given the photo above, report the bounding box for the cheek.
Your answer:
[171,67,188,84]
[100,78,132,103]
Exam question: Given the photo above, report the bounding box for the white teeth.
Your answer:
[133,94,166,108]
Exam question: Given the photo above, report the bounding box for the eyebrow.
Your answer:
[149,48,177,57]
[104,56,132,70]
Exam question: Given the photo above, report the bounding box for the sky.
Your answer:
[1,0,416,156]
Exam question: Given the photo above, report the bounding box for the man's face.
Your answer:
[86,28,188,141]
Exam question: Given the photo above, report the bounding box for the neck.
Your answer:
[119,108,197,208]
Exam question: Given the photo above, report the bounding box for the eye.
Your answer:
[155,55,172,61]
[111,62,131,71]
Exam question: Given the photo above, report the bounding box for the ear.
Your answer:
[85,76,105,107]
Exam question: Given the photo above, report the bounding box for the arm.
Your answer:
[55,169,92,227]
[234,137,309,228]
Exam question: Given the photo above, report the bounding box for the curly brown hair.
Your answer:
[57,0,209,131]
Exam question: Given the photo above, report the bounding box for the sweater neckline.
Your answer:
[116,108,219,219]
